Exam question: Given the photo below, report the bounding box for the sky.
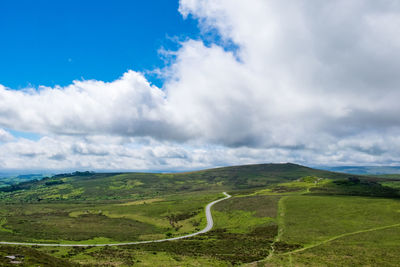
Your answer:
[0,0,199,88]
[1,0,400,171]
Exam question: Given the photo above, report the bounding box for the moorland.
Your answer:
[0,163,399,266]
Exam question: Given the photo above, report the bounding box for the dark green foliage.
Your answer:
[45,180,65,186]
[2,212,160,242]
[346,176,361,184]
[177,163,354,189]
[273,241,302,253]
[299,176,320,183]
[270,185,304,193]
[249,225,278,239]
[0,179,37,192]
[53,171,97,178]
[309,178,400,198]
[127,226,277,264]
[374,173,400,179]
[0,163,362,203]
[1,163,398,266]
[0,245,77,266]
[59,226,278,265]
[0,174,45,188]
[166,211,199,229]
[87,246,136,266]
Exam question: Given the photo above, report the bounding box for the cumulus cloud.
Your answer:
[1,133,400,171]
[0,129,14,142]
[174,0,400,145]
[0,72,185,140]
[1,0,400,169]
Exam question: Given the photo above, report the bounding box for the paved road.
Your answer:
[0,192,231,247]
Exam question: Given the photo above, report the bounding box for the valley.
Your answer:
[0,163,399,266]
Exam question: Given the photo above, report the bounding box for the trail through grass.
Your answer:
[0,192,231,247]
[283,222,400,256]
[267,196,287,260]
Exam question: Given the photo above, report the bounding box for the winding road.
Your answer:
[0,192,231,247]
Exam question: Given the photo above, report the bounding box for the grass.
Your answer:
[211,195,279,233]
[0,163,400,266]
[280,195,400,245]
[269,226,400,267]
[0,245,77,266]
[0,218,12,233]
[214,195,280,218]
[381,180,400,190]
[0,192,221,243]
[129,228,274,265]
[252,194,400,266]
[0,163,360,203]
[1,211,159,243]
[117,197,164,206]
[240,175,400,266]
[31,192,283,266]
[309,178,400,198]
[38,245,231,266]
[212,210,273,233]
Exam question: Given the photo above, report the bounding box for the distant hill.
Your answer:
[176,163,354,187]
[318,166,400,175]
[0,163,365,203]
[0,173,47,188]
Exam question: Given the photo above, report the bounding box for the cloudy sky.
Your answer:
[1,0,400,171]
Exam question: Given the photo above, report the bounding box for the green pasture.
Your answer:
[280,195,400,245]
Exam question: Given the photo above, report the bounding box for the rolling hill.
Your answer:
[0,163,399,266]
[0,163,370,203]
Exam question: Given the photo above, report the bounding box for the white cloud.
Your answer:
[0,72,180,139]
[1,0,400,169]
[0,128,14,142]
[1,133,400,171]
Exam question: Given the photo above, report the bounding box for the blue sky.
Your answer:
[0,0,399,171]
[0,0,199,89]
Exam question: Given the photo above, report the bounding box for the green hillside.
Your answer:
[0,163,367,203]
[0,163,399,266]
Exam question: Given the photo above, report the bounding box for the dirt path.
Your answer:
[247,221,400,267]
[246,196,287,267]
[0,192,231,247]
[283,222,400,255]
[267,196,287,260]
[245,196,400,267]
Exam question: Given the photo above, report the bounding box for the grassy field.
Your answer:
[280,195,400,245]
[0,245,77,266]
[0,163,361,203]
[0,163,400,266]
[0,191,220,243]
[247,178,400,266]
[288,226,400,267]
